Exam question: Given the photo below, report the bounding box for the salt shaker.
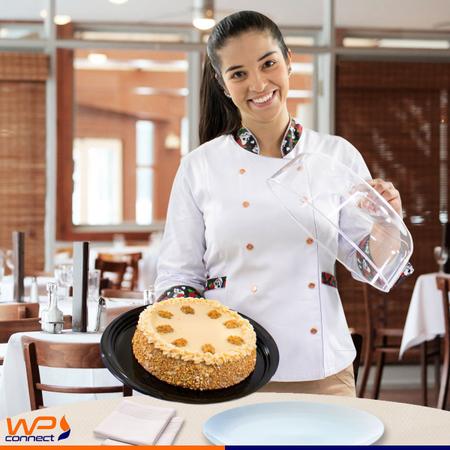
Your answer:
[29,276,39,303]
[144,286,155,305]
[94,296,106,332]
[41,282,64,334]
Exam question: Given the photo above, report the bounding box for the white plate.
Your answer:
[203,401,384,445]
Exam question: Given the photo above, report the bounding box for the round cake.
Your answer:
[132,297,257,390]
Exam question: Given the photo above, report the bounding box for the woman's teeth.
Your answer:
[252,91,274,104]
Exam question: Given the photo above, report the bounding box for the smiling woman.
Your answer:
[155,10,413,396]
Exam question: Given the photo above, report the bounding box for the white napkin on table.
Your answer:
[101,417,184,446]
[94,398,181,445]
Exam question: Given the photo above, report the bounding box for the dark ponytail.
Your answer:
[199,58,241,145]
[199,10,289,145]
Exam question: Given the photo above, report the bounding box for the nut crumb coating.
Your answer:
[132,329,256,390]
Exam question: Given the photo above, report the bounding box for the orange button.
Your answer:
[242,201,250,208]
[308,282,316,289]
[306,237,314,245]
[310,327,318,335]
[251,285,258,293]
[239,168,246,174]
[246,243,254,251]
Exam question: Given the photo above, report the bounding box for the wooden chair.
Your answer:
[358,284,441,404]
[97,252,143,290]
[351,332,363,384]
[0,302,40,320]
[94,260,128,290]
[0,316,72,365]
[100,289,144,300]
[23,337,132,410]
[436,274,450,409]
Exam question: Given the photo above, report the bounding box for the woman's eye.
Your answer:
[263,60,276,68]
[231,71,245,79]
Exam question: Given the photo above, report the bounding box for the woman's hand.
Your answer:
[369,178,403,216]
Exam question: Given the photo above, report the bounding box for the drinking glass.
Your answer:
[88,269,101,302]
[434,246,449,273]
[54,263,73,300]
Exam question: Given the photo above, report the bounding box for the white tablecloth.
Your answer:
[0,276,54,302]
[0,330,123,420]
[399,273,449,358]
[1,393,450,445]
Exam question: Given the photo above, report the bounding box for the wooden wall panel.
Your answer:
[336,59,450,362]
[0,52,48,273]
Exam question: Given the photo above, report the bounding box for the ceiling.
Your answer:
[1,0,450,31]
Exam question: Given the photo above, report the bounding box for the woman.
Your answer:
[155,10,410,396]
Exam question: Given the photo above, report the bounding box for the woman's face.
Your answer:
[217,30,291,125]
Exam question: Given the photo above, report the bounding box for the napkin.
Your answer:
[94,398,177,445]
[101,417,184,446]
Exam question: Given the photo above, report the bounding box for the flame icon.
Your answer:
[57,415,71,441]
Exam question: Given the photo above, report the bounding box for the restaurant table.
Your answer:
[399,272,448,358]
[0,275,54,301]
[1,392,450,445]
[0,330,124,420]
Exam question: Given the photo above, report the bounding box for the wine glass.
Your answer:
[434,246,449,273]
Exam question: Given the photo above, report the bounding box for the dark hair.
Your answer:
[199,10,289,145]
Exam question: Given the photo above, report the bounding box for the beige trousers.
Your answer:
[258,365,356,397]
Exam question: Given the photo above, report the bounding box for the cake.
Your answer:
[132,297,257,390]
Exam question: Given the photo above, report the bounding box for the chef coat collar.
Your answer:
[234,117,303,157]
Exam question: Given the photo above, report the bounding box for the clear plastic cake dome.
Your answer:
[267,152,413,293]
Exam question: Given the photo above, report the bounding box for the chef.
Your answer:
[155,10,412,396]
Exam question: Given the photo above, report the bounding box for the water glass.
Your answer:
[88,269,101,302]
[434,246,449,273]
[54,263,73,300]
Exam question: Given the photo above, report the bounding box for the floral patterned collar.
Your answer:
[234,118,303,157]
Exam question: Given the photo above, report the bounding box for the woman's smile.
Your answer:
[248,89,277,108]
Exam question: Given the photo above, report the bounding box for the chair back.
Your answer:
[0,316,72,365]
[351,332,363,384]
[95,259,128,290]
[22,337,131,410]
[101,289,144,300]
[97,252,142,290]
[436,275,450,339]
[0,302,40,320]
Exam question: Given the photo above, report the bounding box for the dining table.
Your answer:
[0,329,124,420]
[1,392,450,445]
[400,272,448,358]
[0,295,146,420]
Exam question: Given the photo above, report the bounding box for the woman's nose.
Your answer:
[248,71,267,92]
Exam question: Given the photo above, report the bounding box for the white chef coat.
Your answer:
[155,127,372,381]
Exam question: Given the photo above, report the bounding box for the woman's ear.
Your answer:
[286,49,293,76]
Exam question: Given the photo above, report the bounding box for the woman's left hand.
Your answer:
[369,178,403,216]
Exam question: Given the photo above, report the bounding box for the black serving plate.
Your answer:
[100,306,279,404]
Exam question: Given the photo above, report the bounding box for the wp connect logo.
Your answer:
[4,415,71,442]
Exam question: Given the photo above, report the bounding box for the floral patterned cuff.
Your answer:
[356,235,414,287]
[158,285,203,301]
